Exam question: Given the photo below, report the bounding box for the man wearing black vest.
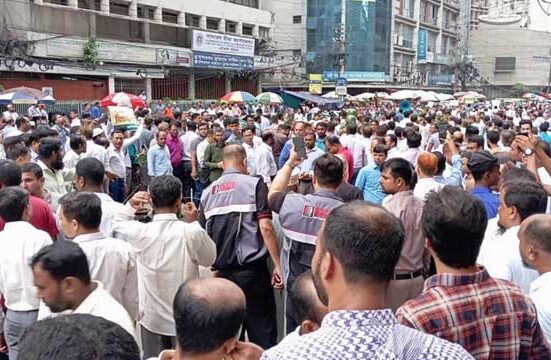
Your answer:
[199,144,282,349]
[268,149,344,333]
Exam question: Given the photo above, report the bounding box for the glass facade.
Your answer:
[306,0,392,76]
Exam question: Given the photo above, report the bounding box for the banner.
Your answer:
[309,74,322,94]
[418,29,427,62]
[109,106,137,127]
[193,51,254,70]
[323,71,385,82]
[192,30,255,57]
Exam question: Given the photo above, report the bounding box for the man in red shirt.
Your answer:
[0,160,57,239]
[325,135,354,183]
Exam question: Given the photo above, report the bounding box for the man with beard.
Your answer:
[519,214,551,344]
[260,201,473,359]
[36,137,75,195]
[355,144,387,204]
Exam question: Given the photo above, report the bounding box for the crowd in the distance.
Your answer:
[0,97,550,360]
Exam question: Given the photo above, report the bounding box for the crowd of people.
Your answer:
[0,96,551,359]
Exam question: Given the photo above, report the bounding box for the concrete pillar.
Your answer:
[225,73,232,93]
[256,78,262,95]
[34,0,43,5]
[252,24,259,38]
[100,0,109,15]
[145,78,152,101]
[188,70,195,100]
[154,7,162,22]
[199,16,207,29]
[236,21,243,35]
[143,22,150,43]
[178,12,186,26]
[67,0,77,9]
[89,13,97,37]
[219,18,226,32]
[129,0,137,18]
[108,75,116,94]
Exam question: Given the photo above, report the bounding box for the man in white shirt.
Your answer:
[255,132,277,186]
[413,152,444,201]
[180,121,199,198]
[69,109,81,128]
[519,214,551,344]
[62,134,87,170]
[242,127,257,176]
[479,180,547,293]
[107,126,143,203]
[58,192,138,320]
[340,123,365,184]
[4,116,31,139]
[113,175,216,358]
[400,130,421,166]
[74,158,124,238]
[82,127,109,169]
[32,241,136,338]
[0,187,52,359]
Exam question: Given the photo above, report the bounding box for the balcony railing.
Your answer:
[420,16,438,26]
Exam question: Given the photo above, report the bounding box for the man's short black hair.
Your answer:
[21,162,43,179]
[289,270,324,325]
[313,154,343,188]
[261,131,274,143]
[59,192,102,230]
[502,180,547,221]
[465,125,479,136]
[422,186,487,268]
[6,143,29,161]
[16,116,29,129]
[502,167,537,184]
[0,187,29,222]
[149,175,182,208]
[75,158,105,186]
[187,121,197,132]
[19,314,139,360]
[519,119,533,130]
[173,280,245,354]
[0,159,22,187]
[38,137,62,158]
[433,151,446,175]
[467,135,484,148]
[69,135,85,152]
[324,135,341,146]
[406,131,421,148]
[321,201,404,282]
[487,130,499,145]
[31,241,91,285]
[381,158,417,188]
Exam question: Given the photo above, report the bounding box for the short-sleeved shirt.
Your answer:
[0,196,58,239]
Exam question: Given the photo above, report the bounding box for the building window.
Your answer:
[259,26,270,39]
[43,0,68,5]
[293,49,301,57]
[109,1,129,16]
[206,17,220,30]
[495,57,516,72]
[78,0,101,10]
[293,15,302,24]
[242,24,254,36]
[226,21,237,33]
[186,14,201,28]
[225,0,259,8]
[162,10,179,24]
[137,5,155,19]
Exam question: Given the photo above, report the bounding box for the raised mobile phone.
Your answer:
[292,137,307,159]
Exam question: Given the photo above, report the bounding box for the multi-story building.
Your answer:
[0,0,273,100]
[392,0,461,88]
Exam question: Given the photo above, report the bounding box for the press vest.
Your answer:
[201,170,267,268]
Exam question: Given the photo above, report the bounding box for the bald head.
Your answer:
[223,144,247,173]
[521,214,551,254]
[173,278,245,355]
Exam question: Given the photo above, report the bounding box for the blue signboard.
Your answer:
[418,29,427,62]
[428,74,454,85]
[323,71,385,82]
[335,77,348,86]
[193,51,254,70]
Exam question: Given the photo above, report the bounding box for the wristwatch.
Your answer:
[524,148,534,156]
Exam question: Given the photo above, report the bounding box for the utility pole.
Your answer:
[338,0,347,102]
[548,48,551,94]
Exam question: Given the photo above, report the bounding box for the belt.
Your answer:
[392,270,423,280]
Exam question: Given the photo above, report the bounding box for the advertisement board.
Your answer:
[193,51,254,70]
[323,71,385,82]
[418,29,427,62]
[309,74,323,94]
[192,30,255,57]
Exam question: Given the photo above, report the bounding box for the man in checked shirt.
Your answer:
[396,186,550,359]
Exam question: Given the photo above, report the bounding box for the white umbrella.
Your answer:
[354,92,376,101]
[376,92,390,99]
[418,91,439,102]
[435,93,454,101]
[389,90,420,100]
[322,91,353,100]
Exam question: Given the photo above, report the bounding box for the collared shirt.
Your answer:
[397,268,550,359]
[400,147,420,166]
[107,145,127,179]
[471,186,499,219]
[204,142,225,182]
[166,133,183,167]
[530,271,551,344]
[113,211,216,336]
[243,142,257,176]
[62,150,81,170]
[256,142,277,185]
[196,138,210,167]
[355,163,384,204]
[481,225,538,294]
[73,281,136,338]
[295,147,325,174]
[0,222,52,311]
[383,190,427,272]
[43,189,61,214]
[413,177,445,201]
[0,196,58,239]
[180,131,199,162]
[434,154,463,187]
[83,140,109,169]
[73,232,138,320]
[262,309,473,360]
[147,144,173,177]
[341,133,366,169]
[37,159,75,195]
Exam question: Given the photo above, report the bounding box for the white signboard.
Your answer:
[192,30,255,57]
[335,86,347,96]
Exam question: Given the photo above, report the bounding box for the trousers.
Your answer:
[140,324,176,359]
[109,178,125,203]
[4,309,38,360]
[218,262,277,349]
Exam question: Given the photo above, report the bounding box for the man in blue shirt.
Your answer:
[538,122,551,146]
[355,144,387,204]
[467,150,501,219]
[147,130,173,178]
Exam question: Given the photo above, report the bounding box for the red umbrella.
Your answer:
[100,92,146,109]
